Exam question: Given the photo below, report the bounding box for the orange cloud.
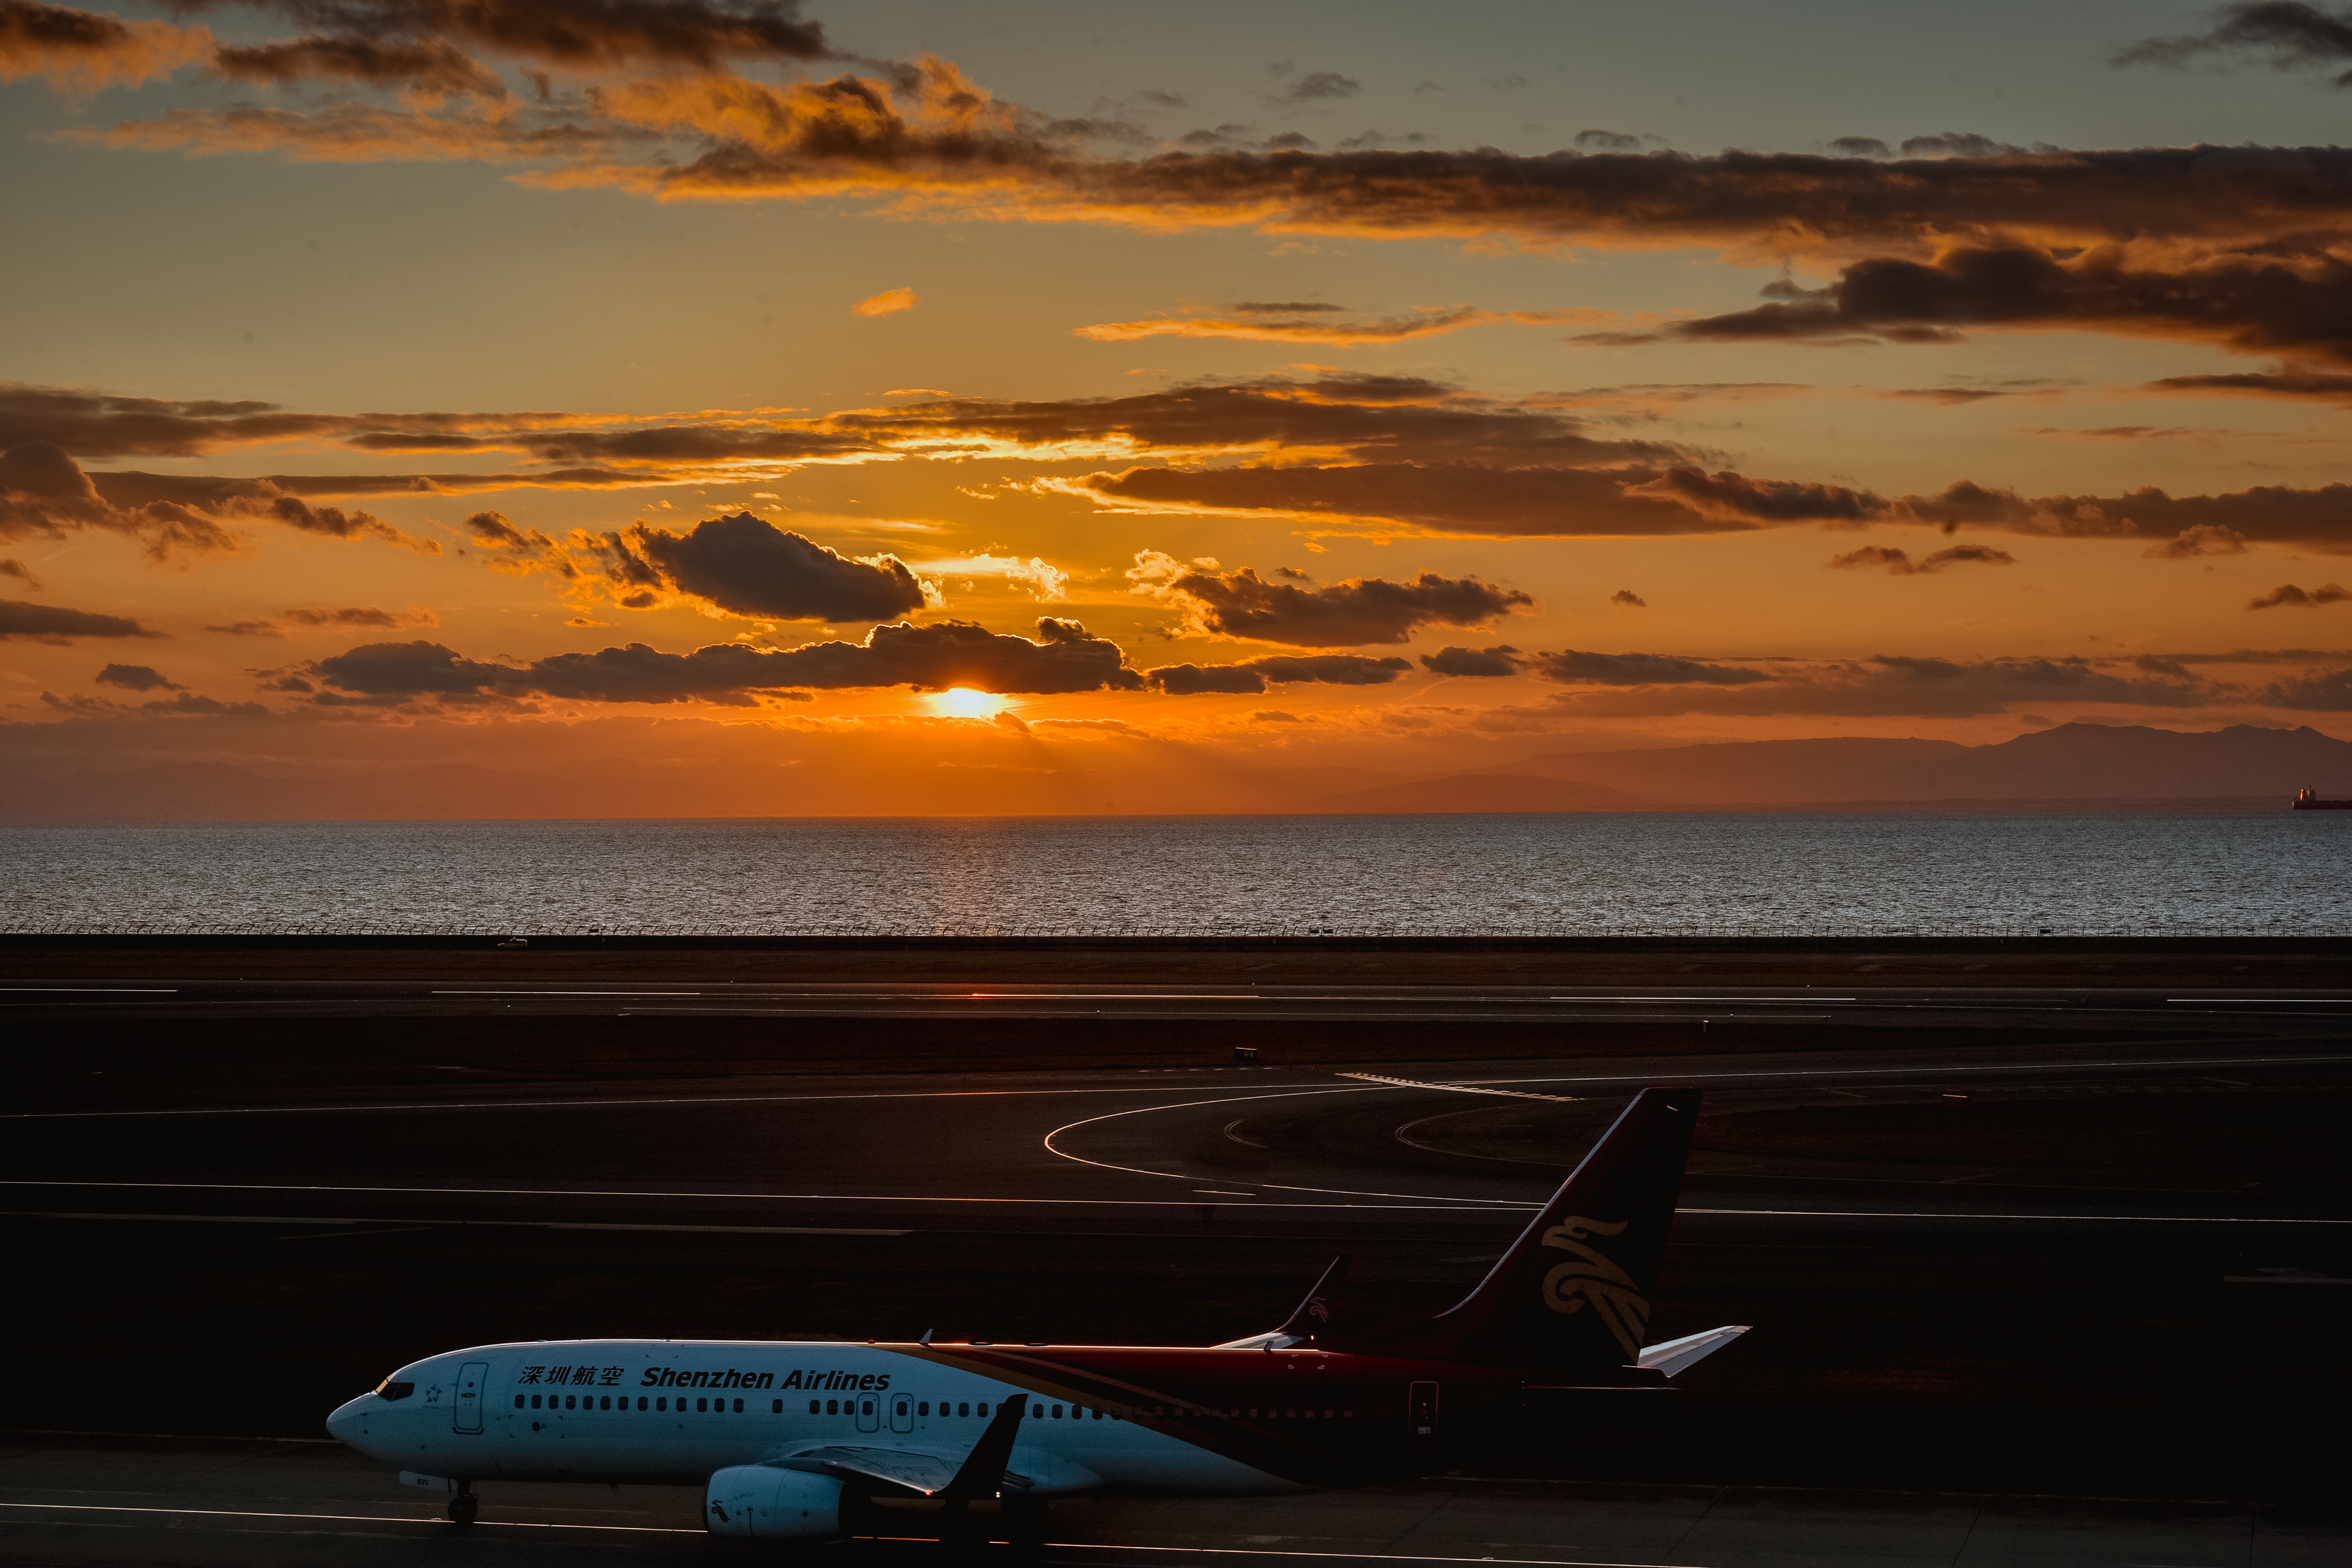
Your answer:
[1074,305,1608,345]
[0,0,210,92]
[853,287,919,317]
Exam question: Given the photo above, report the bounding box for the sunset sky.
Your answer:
[10,0,2352,810]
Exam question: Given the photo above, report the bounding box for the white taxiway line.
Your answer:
[0,1500,693,1533]
[1053,1543,1711,1568]
[0,1079,1311,1121]
[0,1176,1533,1212]
[11,1211,910,1234]
[3,1182,2337,1226]
[1339,1073,1578,1102]
[1456,1050,2352,1089]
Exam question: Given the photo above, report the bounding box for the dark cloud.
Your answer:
[1,441,240,557]
[1143,561,1531,646]
[1145,653,1411,695]
[1647,244,2352,366]
[1,381,420,458]
[352,423,872,464]
[0,557,40,589]
[213,34,507,94]
[1531,649,1773,686]
[204,619,284,636]
[840,374,1680,466]
[1621,466,1886,522]
[1608,588,1647,608]
[1419,644,1522,676]
[308,618,1142,705]
[0,597,164,642]
[1899,132,2017,159]
[1827,543,2017,574]
[179,0,827,69]
[1234,300,1344,313]
[581,511,926,621]
[95,663,182,692]
[2248,581,2351,608]
[2144,366,2352,400]
[2144,523,2249,559]
[628,129,2352,256]
[2116,3,2352,84]
[1574,129,1643,152]
[1546,654,2214,718]
[282,605,436,628]
[1829,136,1891,158]
[2253,663,2352,707]
[1280,70,1359,101]
[1072,463,1718,536]
[463,508,554,553]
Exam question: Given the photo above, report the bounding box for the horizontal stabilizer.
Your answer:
[1636,1324,1750,1378]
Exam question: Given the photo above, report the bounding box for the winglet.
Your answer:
[935,1388,1029,1502]
[1271,1253,1352,1343]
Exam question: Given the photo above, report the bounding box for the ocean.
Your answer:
[3,812,2346,935]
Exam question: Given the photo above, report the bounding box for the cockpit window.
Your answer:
[375,1380,415,1401]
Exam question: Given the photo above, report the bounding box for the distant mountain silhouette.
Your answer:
[1510,723,2352,804]
[1308,773,1641,814]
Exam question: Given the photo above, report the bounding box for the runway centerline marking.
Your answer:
[0,1081,1341,1122]
[3,1185,2330,1226]
[0,1177,1534,1213]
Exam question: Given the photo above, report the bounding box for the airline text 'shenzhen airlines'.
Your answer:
[325,1089,1749,1540]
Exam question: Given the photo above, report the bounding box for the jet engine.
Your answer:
[703,1465,842,1539]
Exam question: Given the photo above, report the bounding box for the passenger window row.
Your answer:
[508,1392,1356,1421]
[515,1394,753,1413]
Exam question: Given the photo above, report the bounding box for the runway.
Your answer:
[1,1438,2335,1568]
[2,938,2346,1529]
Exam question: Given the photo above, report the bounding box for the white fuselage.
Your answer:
[327,1338,1302,1496]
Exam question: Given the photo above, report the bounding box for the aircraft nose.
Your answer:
[325,1395,372,1447]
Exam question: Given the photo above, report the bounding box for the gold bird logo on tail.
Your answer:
[1539,1216,1649,1360]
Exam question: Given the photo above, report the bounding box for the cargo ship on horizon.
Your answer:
[2292,787,2352,810]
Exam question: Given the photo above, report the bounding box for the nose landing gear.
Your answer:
[447,1483,478,1526]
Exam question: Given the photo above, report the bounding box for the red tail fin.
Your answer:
[1352,1087,1700,1375]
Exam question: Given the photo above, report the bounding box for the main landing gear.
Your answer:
[447,1483,479,1526]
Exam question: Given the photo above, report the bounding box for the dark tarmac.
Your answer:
[3,1437,2340,1568]
[3,937,2348,1564]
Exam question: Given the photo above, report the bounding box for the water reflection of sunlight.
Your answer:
[929,686,1011,718]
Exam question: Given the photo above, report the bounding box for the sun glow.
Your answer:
[929,686,1011,718]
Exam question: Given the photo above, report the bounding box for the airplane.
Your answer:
[326,1086,1747,1541]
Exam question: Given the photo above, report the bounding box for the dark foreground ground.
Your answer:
[3,935,2347,1562]
[4,1436,2340,1568]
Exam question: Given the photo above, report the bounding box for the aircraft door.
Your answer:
[890,1393,913,1434]
[855,1392,880,1433]
[1407,1381,1438,1442]
[453,1363,488,1435]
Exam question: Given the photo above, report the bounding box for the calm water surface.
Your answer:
[3,814,2346,934]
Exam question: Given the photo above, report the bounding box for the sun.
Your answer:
[928,686,1011,718]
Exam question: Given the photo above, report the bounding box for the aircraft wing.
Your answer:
[776,1446,960,1496]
